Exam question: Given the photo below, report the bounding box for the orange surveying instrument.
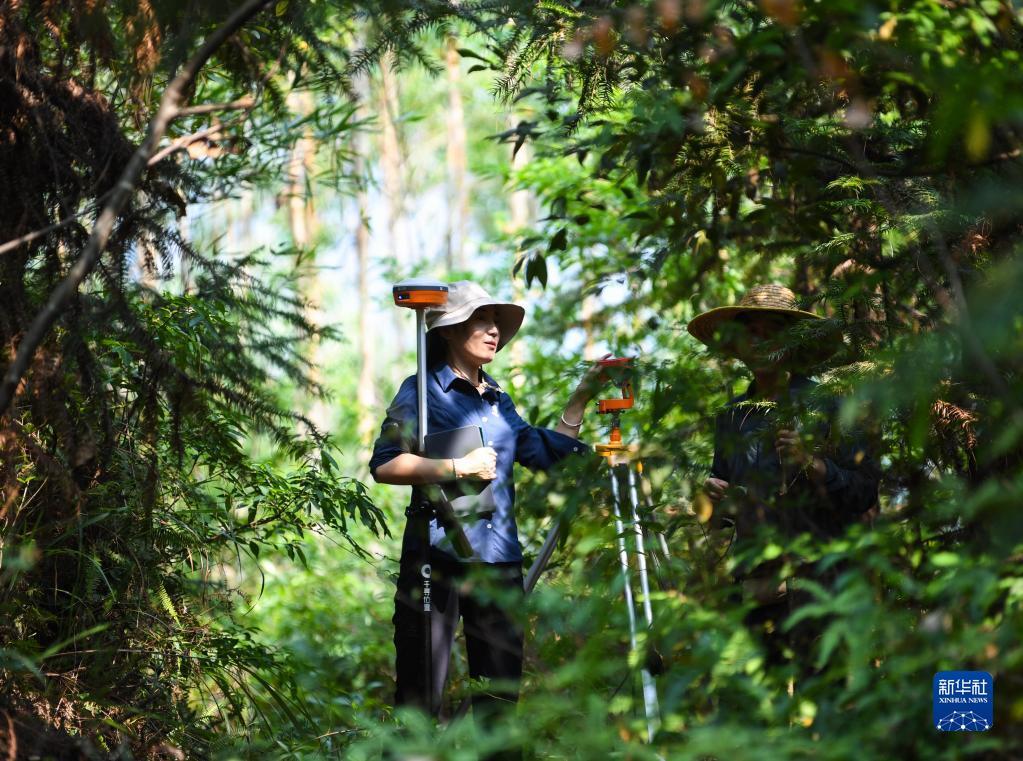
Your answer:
[392,279,448,308]
[594,356,636,459]
[391,278,473,718]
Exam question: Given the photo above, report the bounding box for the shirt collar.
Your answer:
[431,361,503,397]
[432,361,460,392]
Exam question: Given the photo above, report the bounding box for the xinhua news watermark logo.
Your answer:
[933,671,993,732]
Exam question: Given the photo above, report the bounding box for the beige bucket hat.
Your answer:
[425,281,525,352]
[687,284,838,365]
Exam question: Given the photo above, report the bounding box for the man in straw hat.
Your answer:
[371,281,605,735]
[688,284,880,664]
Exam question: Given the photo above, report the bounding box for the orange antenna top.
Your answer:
[392,278,449,309]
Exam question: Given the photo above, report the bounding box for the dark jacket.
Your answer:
[710,375,879,547]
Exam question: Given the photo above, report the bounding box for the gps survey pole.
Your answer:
[392,279,473,558]
[392,278,473,717]
[392,279,445,452]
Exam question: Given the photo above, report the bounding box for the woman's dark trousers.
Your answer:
[393,548,524,726]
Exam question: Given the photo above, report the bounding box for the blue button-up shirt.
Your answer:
[369,362,586,563]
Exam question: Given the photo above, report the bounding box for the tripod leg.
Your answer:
[612,464,662,741]
[610,466,639,655]
[524,519,561,595]
[635,466,681,591]
[636,463,673,565]
[626,467,660,741]
[627,468,655,629]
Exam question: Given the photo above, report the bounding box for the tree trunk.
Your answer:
[285,90,329,431]
[136,237,157,291]
[507,114,533,389]
[378,50,410,383]
[581,293,598,361]
[445,36,469,272]
[378,51,409,267]
[177,213,192,293]
[285,91,317,252]
[354,72,378,445]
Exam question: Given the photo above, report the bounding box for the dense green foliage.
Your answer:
[482,2,1023,758]
[0,0,439,755]
[2,0,1023,759]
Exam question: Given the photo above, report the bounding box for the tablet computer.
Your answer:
[424,425,497,518]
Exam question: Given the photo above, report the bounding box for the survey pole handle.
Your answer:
[417,308,428,451]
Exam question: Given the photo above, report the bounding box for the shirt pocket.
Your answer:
[480,397,514,463]
[427,388,475,439]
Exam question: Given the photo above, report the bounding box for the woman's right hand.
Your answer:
[704,477,730,504]
[455,447,498,481]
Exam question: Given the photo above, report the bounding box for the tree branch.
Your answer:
[778,144,1023,179]
[177,96,255,116]
[789,28,1022,418]
[0,212,91,258]
[0,0,275,416]
[147,105,255,167]
[147,124,221,167]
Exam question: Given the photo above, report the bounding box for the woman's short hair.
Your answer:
[426,330,449,364]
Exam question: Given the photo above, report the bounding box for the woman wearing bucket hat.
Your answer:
[688,285,879,665]
[370,280,605,730]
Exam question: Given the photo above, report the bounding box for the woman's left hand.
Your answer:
[556,354,614,437]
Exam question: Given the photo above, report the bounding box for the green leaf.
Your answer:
[456,47,488,61]
[549,227,568,252]
[525,254,548,288]
[154,581,180,626]
[931,552,960,568]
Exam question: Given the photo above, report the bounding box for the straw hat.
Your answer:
[687,284,836,364]
[425,281,525,352]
